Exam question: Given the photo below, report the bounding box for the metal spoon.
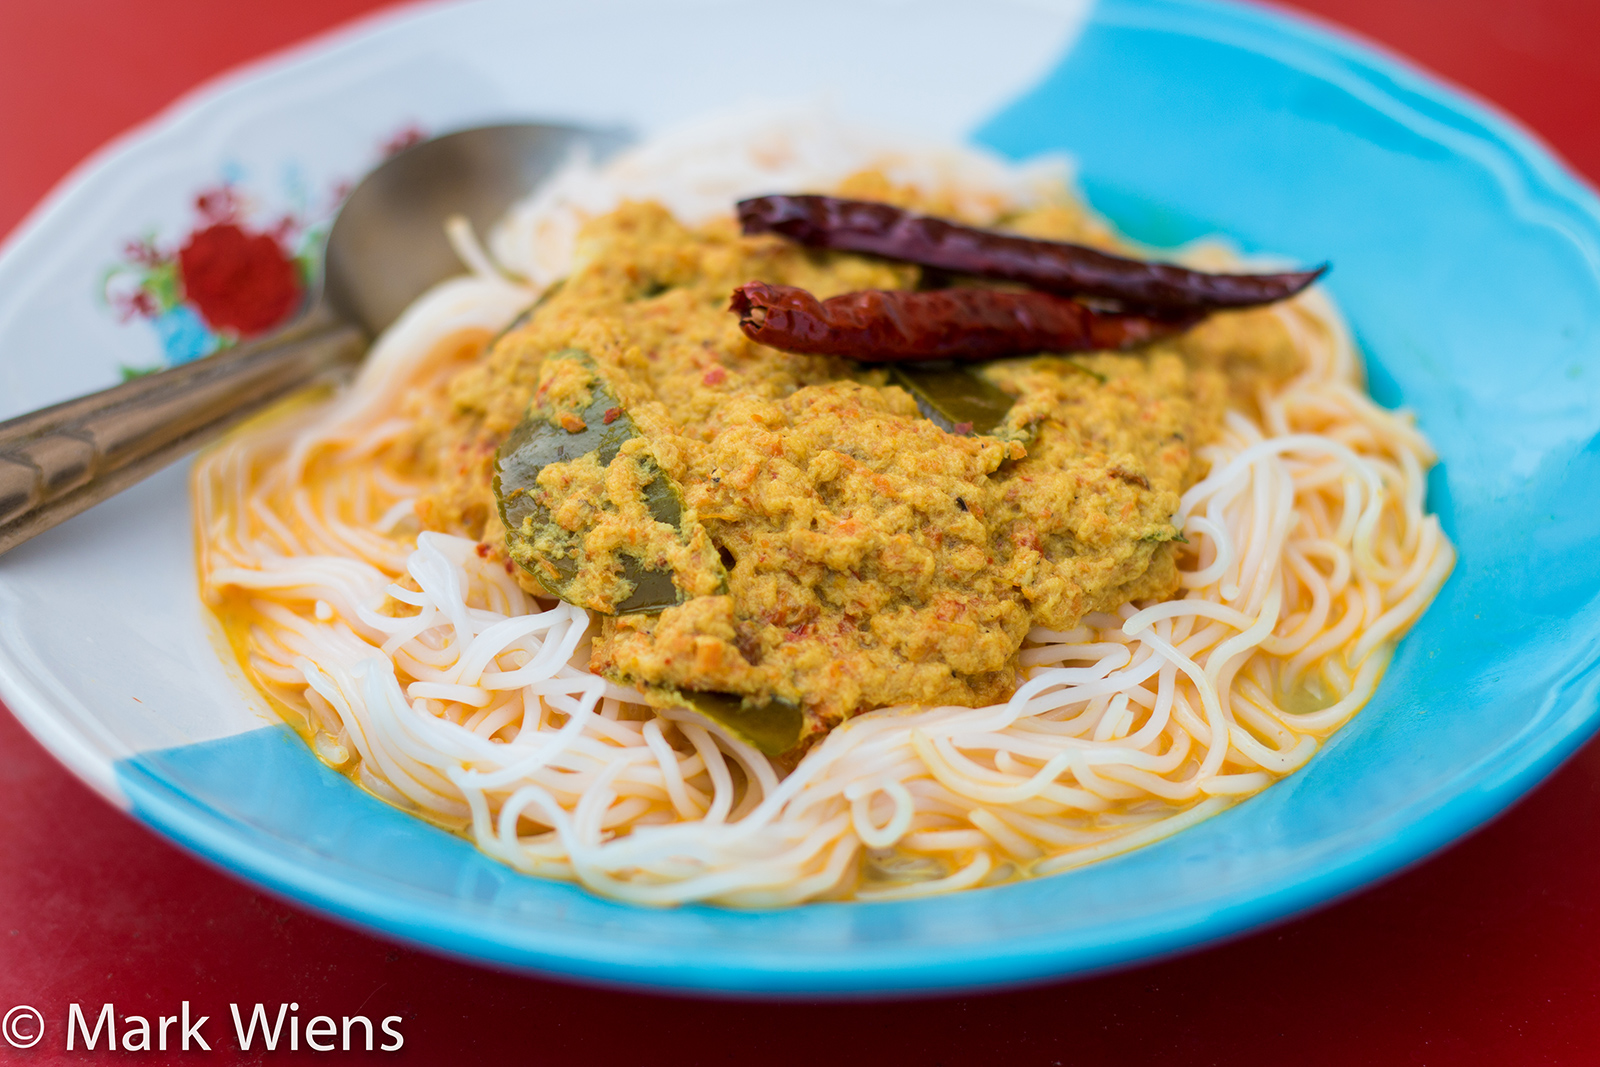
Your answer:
[0,121,628,555]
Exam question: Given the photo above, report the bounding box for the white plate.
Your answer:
[5,0,1599,996]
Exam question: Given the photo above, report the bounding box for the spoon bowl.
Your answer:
[325,123,629,335]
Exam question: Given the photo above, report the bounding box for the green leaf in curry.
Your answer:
[494,348,726,615]
[886,361,1017,437]
[671,689,804,757]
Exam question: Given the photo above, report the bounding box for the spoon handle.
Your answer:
[0,306,366,555]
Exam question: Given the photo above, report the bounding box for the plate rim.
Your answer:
[4,0,1599,996]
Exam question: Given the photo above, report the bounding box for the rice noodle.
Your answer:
[192,109,1453,906]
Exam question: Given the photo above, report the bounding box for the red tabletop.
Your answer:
[3,2,1599,1063]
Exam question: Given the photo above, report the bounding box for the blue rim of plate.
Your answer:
[103,0,1600,996]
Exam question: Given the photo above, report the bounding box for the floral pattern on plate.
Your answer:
[98,123,425,375]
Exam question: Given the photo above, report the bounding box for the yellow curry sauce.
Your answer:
[399,178,1303,748]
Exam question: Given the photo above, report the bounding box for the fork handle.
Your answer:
[0,305,366,555]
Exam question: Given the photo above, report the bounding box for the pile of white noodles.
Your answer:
[194,107,1453,905]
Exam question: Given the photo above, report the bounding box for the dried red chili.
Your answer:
[730,281,1196,362]
[737,195,1325,313]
